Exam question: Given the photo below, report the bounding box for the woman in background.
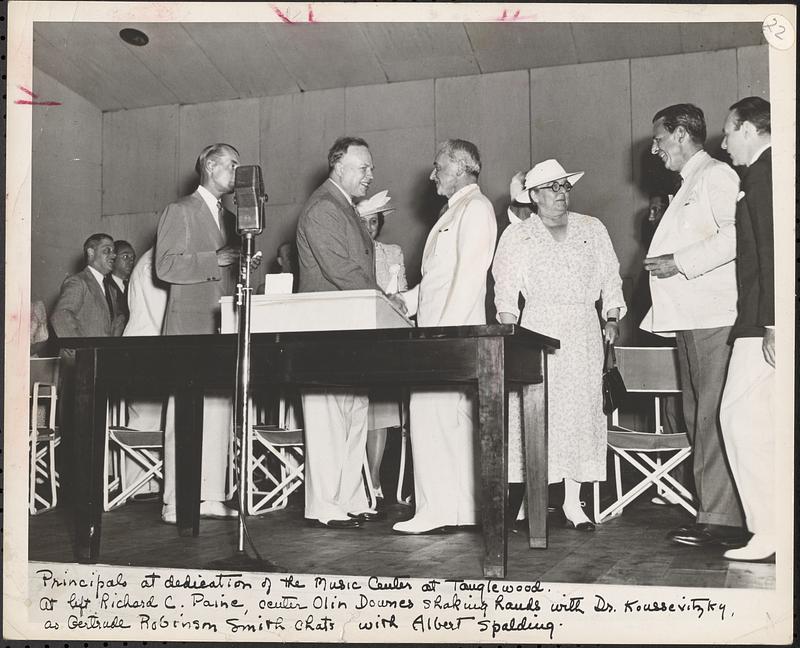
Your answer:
[493,160,625,531]
[357,190,407,501]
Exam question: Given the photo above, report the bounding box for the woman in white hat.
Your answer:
[356,190,407,500]
[493,159,626,531]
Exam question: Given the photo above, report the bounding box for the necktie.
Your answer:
[103,275,115,318]
[216,200,224,231]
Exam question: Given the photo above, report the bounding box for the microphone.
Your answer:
[233,165,268,235]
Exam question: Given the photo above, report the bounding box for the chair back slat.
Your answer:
[615,347,681,393]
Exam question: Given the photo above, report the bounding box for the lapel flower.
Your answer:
[736,190,746,202]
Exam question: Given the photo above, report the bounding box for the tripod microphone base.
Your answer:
[206,551,285,573]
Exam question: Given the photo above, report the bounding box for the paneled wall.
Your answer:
[31,44,770,335]
[31,70,103,313]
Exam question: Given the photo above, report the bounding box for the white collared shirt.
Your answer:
[111,274,125,292]
[197,184,221,230]
[87,264,106,290]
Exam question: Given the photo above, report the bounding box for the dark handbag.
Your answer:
[602,341,627,415]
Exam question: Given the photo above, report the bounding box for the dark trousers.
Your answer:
[675,327,743,527]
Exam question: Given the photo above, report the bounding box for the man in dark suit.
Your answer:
[296,136,398,529]
[719,96,775,562]
[155,142,244,522]
[103,239,136,331]
[51,233,126,338]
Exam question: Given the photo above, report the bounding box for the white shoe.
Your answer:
[723,535,775,562]
[392,517,450,535]
[161,505,176,524]
[200,501,237,519]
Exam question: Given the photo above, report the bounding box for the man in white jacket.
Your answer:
[643,103,746,549]
[394,139,497,535]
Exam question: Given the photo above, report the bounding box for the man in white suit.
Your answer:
[393,139,497,534]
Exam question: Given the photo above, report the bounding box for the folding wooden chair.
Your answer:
[29,358,61,514]
[103,398,164,511]
[593,346,696,523]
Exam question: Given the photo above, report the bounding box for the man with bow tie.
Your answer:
[642,103,746,550]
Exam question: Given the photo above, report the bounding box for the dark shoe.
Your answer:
[667,523,718,547]
[392,524,450,536]
[131,492,160,502]
[564,518,595,532]
[348,510,386,522]
[710,526,750,548]
[306,518,361,530]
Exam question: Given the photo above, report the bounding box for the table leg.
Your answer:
[476,338,506,579]
[175,384,203,537]
[523,351,548,549]
[72,348,107,562]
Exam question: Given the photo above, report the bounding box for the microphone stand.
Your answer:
[207,231,282,572]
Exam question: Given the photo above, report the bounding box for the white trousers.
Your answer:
[408,389,478,526]
[720,337,775,540]
[301,389,369,522]
[163,390,232,507]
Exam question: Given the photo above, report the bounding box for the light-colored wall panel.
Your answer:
[260,88,345,206]
[530,59,636,276]
[631,48,739,170]
[31,69,103,311]
[101,211,161,260]
[102,105,179,216]
[356,126,437,287]
[435,70,530,215]
[737,45,770,100]
[345,80,434,132]
[177,98,261,199]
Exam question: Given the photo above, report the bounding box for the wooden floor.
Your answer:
[29,496,774,589]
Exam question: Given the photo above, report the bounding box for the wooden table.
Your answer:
[62,324,558,579]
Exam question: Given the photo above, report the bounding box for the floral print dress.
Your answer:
[493,212,626,483]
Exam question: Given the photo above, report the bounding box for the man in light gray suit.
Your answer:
[296,136,403,529]
[155,143,243,522]
[51,232,126,338]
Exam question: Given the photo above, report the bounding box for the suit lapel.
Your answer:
[193,192,226,249]
[81,267,111,325]
[421,185,476,269]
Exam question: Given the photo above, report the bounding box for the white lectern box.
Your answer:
[220,289,412,333]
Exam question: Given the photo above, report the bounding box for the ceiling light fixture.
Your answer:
[119,28,149,46]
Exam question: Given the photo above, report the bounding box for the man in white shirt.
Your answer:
[393,139,497,535]
[643,103,746,549]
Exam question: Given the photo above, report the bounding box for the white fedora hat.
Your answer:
[356,190,396,218]
[514,159,584,204]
